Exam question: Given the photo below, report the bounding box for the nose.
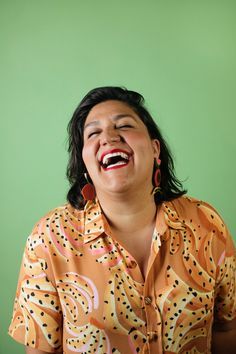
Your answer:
[100,129,121,145]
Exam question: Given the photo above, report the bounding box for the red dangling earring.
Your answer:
[81,173,96,201]
[152,158,162,195]
[154,158,161,187]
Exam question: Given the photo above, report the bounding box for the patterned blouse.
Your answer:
[9,196,235,354]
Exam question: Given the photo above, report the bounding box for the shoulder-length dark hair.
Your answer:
[66,86,186,209]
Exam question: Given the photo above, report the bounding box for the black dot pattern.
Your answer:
[8,196,235,353]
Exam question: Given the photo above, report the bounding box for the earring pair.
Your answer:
[81,158,162,200]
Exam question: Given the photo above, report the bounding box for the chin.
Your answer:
[109,182,131,193]
[98,178,132,195]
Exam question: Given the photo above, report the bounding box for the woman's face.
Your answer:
[82,100,160,197]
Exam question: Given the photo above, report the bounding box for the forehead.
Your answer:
[84,100,140,125]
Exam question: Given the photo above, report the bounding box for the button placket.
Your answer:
[142,241,163,352]
[143,295,155,342]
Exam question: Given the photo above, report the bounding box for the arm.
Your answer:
[25,347,63,354]
[212,318,236,354]
[8,224,63,353]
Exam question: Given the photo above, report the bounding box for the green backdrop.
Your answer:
[1,1,235,353]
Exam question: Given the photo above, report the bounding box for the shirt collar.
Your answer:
[83,198,109,244]
[83,198,186,244]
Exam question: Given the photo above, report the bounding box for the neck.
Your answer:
[96,188,158,233]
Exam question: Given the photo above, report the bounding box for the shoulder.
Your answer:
[170,194,217,211]
[31,203,85,236]
[24,203,86,261]
[170,195,226,227]
[169,195,235,255]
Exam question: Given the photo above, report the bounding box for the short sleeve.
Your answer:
[213,219,236,323]
[8,222,63,352]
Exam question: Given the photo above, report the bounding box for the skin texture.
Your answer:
[24,100,235,353]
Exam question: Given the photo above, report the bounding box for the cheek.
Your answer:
[82,143,98,173]
[130,132,153,153]
[82,145,91,167]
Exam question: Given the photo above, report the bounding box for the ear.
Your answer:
[151,139,160,158]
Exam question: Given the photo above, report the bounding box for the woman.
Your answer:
[9,87,236,353]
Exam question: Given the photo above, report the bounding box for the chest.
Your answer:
[111,226,163,279]
[111,211,168,279]
[119,230,154,278]
[55,228,214,354]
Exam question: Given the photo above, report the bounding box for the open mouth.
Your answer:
[99,149,131,170]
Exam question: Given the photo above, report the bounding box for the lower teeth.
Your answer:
[106,161,127,169]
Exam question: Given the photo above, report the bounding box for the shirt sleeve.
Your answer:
[213,215,236,323]
[8,221,63,352]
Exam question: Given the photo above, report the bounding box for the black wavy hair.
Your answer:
[66,86,186,209]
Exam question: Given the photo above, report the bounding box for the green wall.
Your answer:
[1,1,235,353]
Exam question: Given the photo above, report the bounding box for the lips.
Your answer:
[99,148,132,170]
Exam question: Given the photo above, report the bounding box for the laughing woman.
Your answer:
[9,87,236,354]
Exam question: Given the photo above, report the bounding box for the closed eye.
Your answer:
[87,131,100,138]
[117,124,133,129]
[86,124,133,138]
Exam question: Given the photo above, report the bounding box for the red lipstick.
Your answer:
[100,148,131,162]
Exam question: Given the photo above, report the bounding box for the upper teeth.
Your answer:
[102,151,129,165]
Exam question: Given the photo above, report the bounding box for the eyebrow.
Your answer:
[84,114,137,130]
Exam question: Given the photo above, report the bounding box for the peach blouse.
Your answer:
[9,196,235,353]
